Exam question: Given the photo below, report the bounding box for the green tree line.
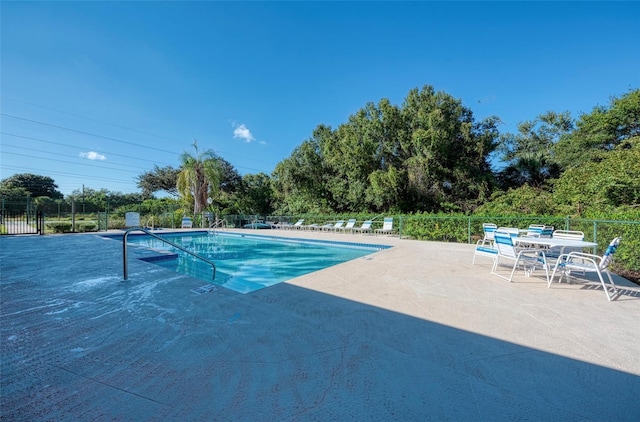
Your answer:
[2,86,638,218]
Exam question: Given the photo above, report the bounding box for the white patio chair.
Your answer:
[497,227,520,237]
[374,217,396,235]
[491,230,549,283]
[472,238,497,265]
[482,223,497,245]
[181,217,193,229]
[549,237,621,301]
[525,224,546,237]
[541,225,554,238]
[548,230,585,258]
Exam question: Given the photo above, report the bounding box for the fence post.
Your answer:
[71,198,76,232]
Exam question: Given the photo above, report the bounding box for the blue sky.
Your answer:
[1,1,639,197]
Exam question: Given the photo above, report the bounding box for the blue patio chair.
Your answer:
[549,237,621,301]
[491,230,549,283]
[482,223,498,245]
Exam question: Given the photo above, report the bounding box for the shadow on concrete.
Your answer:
[1,234,639,421]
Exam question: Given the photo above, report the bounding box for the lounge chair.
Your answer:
[312,222,333,231]
[352,220,373,234]
[549,237,621,301]
[324,220,345,232]
[336,219,357,233]
[286,219,305,230]
[374,217,396,235]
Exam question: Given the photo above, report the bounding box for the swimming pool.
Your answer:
[122,231,391,293]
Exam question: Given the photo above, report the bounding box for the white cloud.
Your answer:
[79,151,106,160]
[232,123,256,143]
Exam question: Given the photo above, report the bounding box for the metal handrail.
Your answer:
[122,227,216,281]
[208,218,228,235]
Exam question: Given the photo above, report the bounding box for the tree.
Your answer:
[271,85,499,214]
[497,111,572,189]
[552,136,640,214]
[271,128,333,214]
[1,173,63,199]
[393,86,499,212]
[176,141,222,215]
[237,173,274,215]
[554,89,640,169]
[137,165,180,198]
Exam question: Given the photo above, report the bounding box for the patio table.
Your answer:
[513,237,597,250]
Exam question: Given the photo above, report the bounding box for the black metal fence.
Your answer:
[0,210,44,235]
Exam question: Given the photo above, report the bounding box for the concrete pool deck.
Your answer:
[1,229,639,420]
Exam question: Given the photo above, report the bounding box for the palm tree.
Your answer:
[177,141,222,215]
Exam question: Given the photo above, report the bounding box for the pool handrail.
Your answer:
[122,227,216,281]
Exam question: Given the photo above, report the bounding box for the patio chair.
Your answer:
[472,237,497,265]
[525,224,547,237]
[337,219,357,233]
[352,220,373,234]
[491,230,549,283]
[181,217,193,229]
[549,237,621,301]
[482,223,498,245]
[374,217,396,235]
[497,227,520,237]
[547,230,585,258]
[541,226,554,238]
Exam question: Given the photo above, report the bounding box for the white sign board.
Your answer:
[125,212,140,227]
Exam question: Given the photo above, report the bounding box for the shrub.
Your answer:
[77,222,97,232]
[46,222,72,233]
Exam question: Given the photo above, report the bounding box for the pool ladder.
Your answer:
[208,218,228,235]
[122,227,216,281]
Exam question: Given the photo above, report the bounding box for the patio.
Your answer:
[1,229,639,420]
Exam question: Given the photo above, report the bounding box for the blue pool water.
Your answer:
[124,231,390,293]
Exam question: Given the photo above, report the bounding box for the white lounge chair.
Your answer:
[288,219,305,230]
[491,230,549,283]
[374,218,396,235]
[324,220,345,232]
[549,237,621,301]
[352,220,373,234]
[337,219,357,233]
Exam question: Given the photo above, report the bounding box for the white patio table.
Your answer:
[513,237,597,250]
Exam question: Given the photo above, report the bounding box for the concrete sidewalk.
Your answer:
[1,230,639,421]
